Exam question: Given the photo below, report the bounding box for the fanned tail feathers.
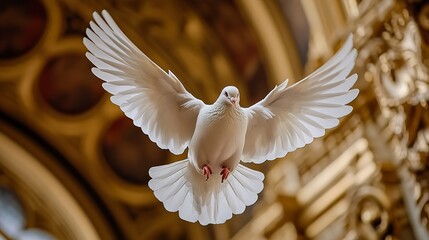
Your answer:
[148,160,264,225]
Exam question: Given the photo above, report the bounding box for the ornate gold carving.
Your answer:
[346,187,392,240]
[362,1,429,237]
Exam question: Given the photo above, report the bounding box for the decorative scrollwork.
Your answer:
[347,187,393,240]
[367,3,429,235]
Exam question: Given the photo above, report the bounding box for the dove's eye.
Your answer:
[224,91,228,97]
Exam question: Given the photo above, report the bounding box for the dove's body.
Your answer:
[189,102,247,174]
[84,10,359,225]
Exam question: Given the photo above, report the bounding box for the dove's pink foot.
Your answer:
[202,165,212,181]
[220,166,230,183]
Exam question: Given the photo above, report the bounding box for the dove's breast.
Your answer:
[188,105,248,173]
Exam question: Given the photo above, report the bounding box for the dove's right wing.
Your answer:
[242,35,358,164]
[84,10,205,155]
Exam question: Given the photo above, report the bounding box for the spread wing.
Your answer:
[242,35,358,163]
[83,10,205,155]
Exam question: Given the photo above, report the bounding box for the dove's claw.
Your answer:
[203,165,212,181]
[220,167,230,183]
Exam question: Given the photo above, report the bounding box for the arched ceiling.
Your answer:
[0,0,309,239]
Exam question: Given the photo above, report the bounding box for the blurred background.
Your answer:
[0,0,428,239]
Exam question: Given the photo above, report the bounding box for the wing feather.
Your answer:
[243,34,359,163]
[84,10,205,155]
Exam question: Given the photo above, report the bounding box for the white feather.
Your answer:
[243,34,359,163]
[148,160,264,225]
[84,10,205,155]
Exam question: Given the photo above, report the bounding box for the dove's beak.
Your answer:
[229,97,237,106]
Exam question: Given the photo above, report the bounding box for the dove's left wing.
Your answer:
[84,10,205,155]
[242,35,358,164]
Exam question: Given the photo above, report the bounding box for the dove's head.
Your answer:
[218,86,240,107]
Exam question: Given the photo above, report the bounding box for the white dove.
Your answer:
[84,10,359,225]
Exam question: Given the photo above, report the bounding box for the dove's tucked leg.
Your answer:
[202,164,212,181]
[220,166,230,183]
[149,160,265,225]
